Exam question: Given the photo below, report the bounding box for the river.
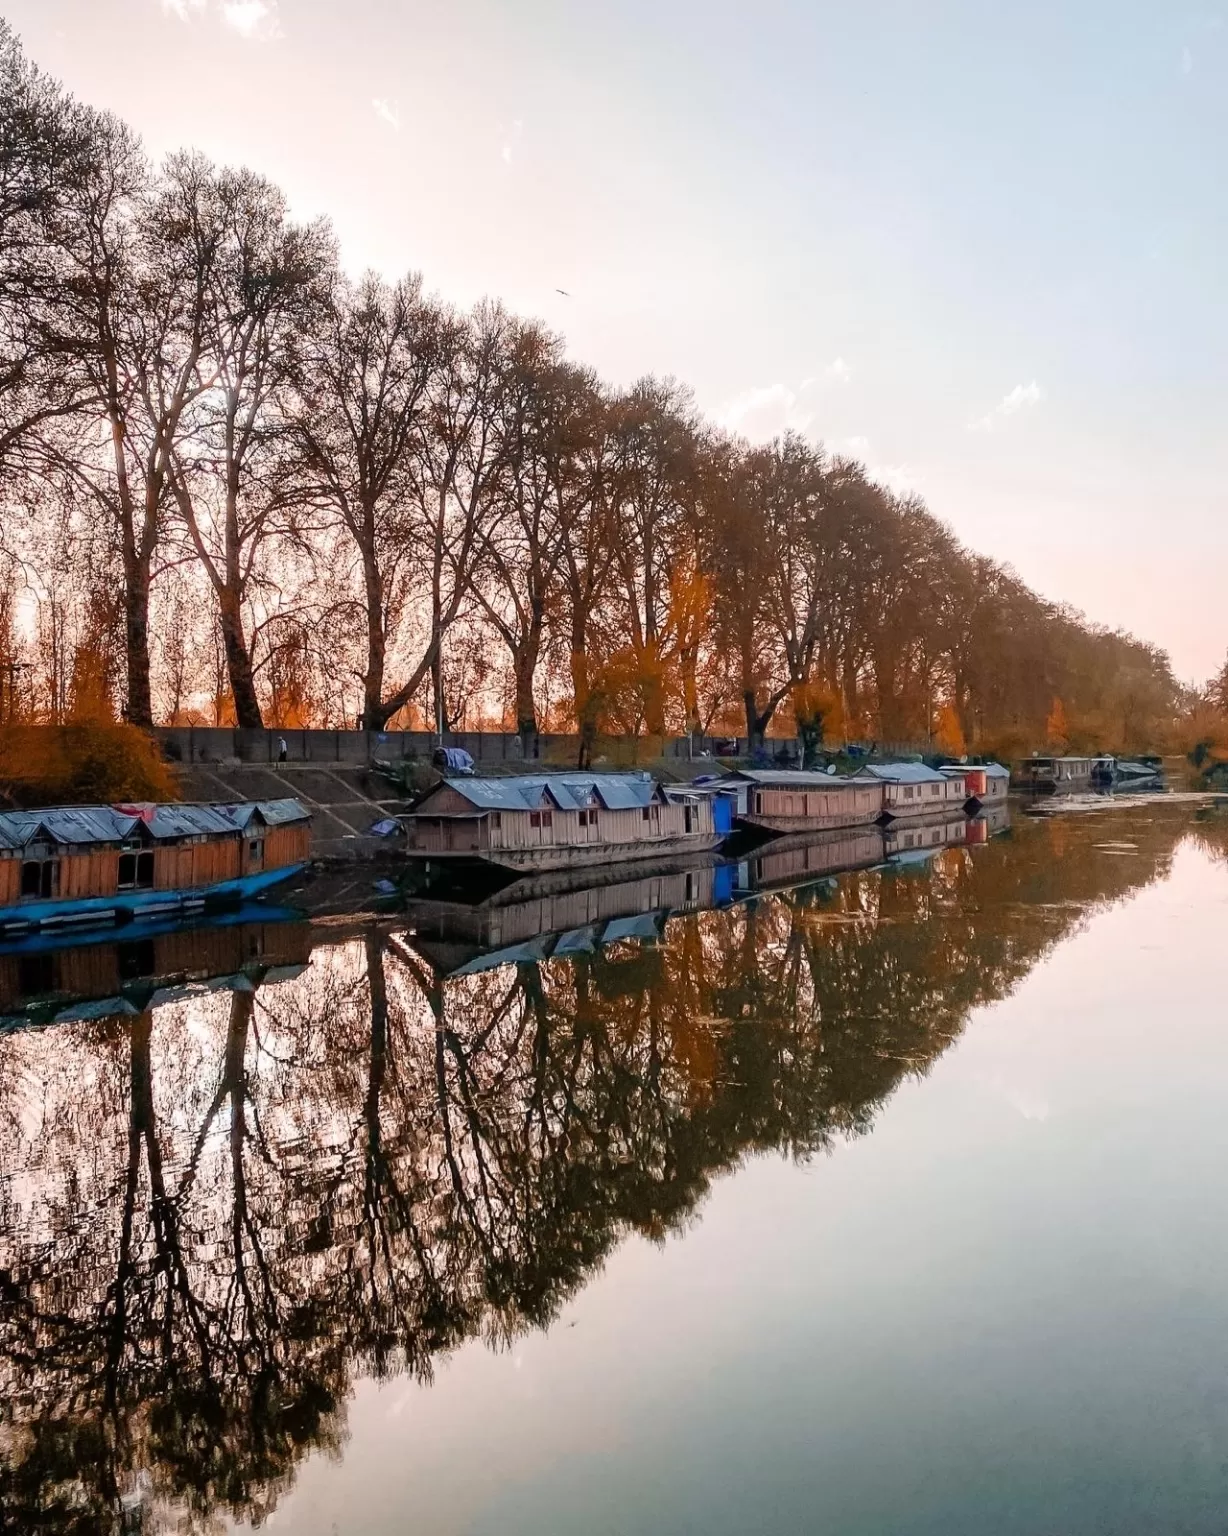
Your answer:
[2,798,1227,1534]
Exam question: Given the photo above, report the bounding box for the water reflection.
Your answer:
[0,804,1222,1533]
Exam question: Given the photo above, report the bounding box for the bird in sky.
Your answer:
[555,288,570,297]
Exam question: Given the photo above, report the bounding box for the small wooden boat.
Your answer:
[731,769,884,835]
[859,763,969,821]
[401,773,720,874]
[0,800,311,937]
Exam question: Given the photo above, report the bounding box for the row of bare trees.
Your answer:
[0,22,1186,754]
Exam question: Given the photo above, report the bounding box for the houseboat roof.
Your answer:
[420,773,664,814]
[0,799,309,851]
[860,763,952,785]
[218,798,313,829]
[732,769,866,789]
[940,762,1010,780]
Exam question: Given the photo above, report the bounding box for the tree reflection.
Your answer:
[0,807,1202,1531]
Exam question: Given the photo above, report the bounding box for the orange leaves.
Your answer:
[933,701,966,757]
[1045,696,1070,751]
[0,724,178,809]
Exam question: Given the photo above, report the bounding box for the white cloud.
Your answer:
[969,379,1044,431]
[372,98,401,131]
[498,118,525,166]
[719,363,854,442]
[161,0,280,36]
[220,0,281,38]
[719,382,812,440]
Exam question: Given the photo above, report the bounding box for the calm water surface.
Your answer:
[3,802,1228,1534]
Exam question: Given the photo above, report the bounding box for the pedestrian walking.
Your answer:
[277,735,288,766]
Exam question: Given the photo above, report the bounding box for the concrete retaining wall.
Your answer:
[154,727,932,768]
[155,727,759,766]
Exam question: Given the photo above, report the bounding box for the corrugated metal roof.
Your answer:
[0,798,308,850]
[0,807,140,847]
[217,799,311,829]
[428,773,661,814]
[861,763,950,785]
[147,804,238,838]
[734,770,867,789]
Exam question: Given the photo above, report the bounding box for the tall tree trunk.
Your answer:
[361,550,386,731]
[743,689,774,757]
[571,638,599,769]
[513,608,543,757]
[680,645,700,742]
[797,706,823,768]
[122,550,153,726]
[219,590,262,728]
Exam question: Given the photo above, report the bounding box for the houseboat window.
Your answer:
[541,811,552,828]
[117,852,155,890]
[490,812,501,828]
[21,859,59,899]
[530,812,540,828]
[249,839,264,867]
[642,807,650,821]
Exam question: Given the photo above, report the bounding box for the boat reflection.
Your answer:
[0,804,1214,1536]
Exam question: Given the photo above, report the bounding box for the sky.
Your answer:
[6,0,1226,682]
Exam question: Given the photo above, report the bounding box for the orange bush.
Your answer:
[0,724,179,809]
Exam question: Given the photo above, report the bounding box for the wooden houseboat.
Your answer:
[402,773,720,873]
[1017,756,1096,793]
[0,800,311,937]
[731,769,884,836]
[940,762,1010,810]
[859,763,969,821]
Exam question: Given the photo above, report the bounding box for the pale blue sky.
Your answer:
[8,0,1226,679]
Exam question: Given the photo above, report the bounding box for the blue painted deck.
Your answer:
[0,863,305,935]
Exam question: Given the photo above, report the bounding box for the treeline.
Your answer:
[0,21,1185,756]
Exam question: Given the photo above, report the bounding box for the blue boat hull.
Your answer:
[0,863,306,935]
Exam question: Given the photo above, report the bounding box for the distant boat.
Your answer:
[730,769,883,836]
[400,773,720,873]
[941,762,1011,810]
[858,762,970,821]
[1017,756,1097,793]
[1092,756,1163,788]
[0,800,311,937]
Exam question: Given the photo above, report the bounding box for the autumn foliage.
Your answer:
[0,724,178,809]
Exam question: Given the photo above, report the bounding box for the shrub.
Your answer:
[0,724,179,808]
